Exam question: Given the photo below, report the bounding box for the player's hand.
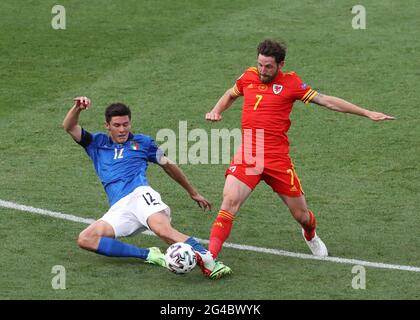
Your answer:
[191,193,212,211]
[73,96,91,110]
[205,112,222,122]
[367,111,395,121]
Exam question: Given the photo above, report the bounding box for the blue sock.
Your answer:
[96,237,149,260]
[185,236,208,255]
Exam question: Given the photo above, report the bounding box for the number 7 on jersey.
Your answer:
[254,94,263,110]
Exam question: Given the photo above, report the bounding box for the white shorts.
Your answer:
[99,186,171,238]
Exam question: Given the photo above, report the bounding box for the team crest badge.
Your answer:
[131,142,140,150]
[273,84,283,94]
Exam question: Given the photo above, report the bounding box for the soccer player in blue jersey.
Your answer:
[62,96,232,279]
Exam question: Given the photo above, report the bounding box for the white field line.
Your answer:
[1,199,420,273]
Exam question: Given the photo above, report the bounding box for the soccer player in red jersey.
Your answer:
[204,39,395,263]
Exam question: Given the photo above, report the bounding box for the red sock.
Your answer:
[209,210,235,259]
[303,210,317,241]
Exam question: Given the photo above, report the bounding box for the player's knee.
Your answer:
[221,195,241,214]
[77,231,97,251]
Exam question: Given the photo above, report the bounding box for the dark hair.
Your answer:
[257,39,287,63]
[105,103,131,123]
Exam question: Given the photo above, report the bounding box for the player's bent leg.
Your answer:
[220,175,253,214]
[78,220,161,263]
[78,220,115,251]
[147,211,188,244]
[209,175,253,259]
[279,194,328,257]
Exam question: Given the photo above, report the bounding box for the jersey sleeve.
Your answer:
[76,128,93,148]
[289,73,318,104]
[232,72,246,97]
[77,129,106,149]
[147,138,165,164]
[79,130,107,162]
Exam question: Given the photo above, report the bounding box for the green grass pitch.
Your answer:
[0,0,419,300]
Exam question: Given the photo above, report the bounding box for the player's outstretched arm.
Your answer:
[63,96,91,142]
[311,93,395,121]
[205,87,239,122]
[158,156,212,211]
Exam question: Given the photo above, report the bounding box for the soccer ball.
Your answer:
[165,242,197,274]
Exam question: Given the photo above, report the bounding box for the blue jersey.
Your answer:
[78,129,164,206]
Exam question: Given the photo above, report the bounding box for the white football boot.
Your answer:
[302,229,328,257]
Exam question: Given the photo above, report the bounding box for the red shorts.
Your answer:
[225,153,304,197]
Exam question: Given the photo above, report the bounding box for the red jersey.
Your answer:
[233,67,317,155]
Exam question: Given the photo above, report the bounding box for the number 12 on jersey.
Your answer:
[114,148,124,159]
[254,94,263,110]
